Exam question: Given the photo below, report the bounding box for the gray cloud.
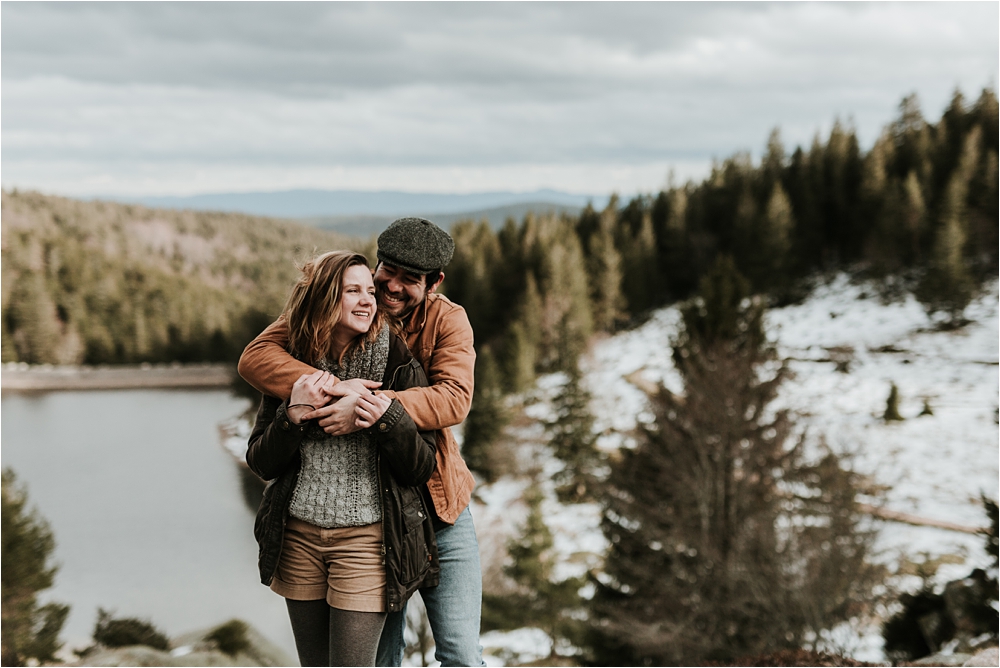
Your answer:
[1,3,727,93]
[1,2,996,195]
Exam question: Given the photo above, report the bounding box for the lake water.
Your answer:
[1,389,299,661]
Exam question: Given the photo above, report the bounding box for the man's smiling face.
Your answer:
[373,262,443,320]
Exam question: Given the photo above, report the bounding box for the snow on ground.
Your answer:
[581,274,999,580]
[470,273,998,664]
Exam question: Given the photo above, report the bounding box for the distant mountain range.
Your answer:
[112,189,611,235]
[301,200,595,237]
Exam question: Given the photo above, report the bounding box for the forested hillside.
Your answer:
[1,193,368,365]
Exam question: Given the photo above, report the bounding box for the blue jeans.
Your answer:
[376,506,485,666]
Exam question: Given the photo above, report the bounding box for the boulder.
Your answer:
[963,647,999,667]
[69,619,291,667]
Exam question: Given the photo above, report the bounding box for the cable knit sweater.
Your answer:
[288,326,390,528]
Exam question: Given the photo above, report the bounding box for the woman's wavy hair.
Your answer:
[283,251,387,365]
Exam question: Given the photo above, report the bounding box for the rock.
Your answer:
[963,647,999,667]
[69,645,243,666]
[909,652,973,666]
[68,620,292,667]
[943,571,996,638]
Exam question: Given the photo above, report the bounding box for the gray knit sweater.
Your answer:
[288,326,390,528]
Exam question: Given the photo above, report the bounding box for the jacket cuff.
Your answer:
[373,398,405,435]
[275,402,309,435]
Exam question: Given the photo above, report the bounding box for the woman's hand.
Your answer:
[355,392,393,429]
[288,371,333,424]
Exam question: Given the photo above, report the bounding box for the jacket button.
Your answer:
[281,420,290,429]
[378,423,387,431]
[417,511,423,518]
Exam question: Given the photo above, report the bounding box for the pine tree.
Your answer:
[587,257,881,665]
[2,469,71,666]
[762,128,786,187]
[756,182,794,291]
[919,398,934,417]
[884,382,904,421]
[901,170,928,264]
[585,207,625,332]
[6,272,62,364]
[501,273,543,393]
[537,218,593,372]
[618,202,659,315]
[861,134,904,276]
[916,127,980,324]
[460,346,509,483]
[652,185,695,300]
[547,366,600,503]
[445,220,502,337]
[822,119,864,263]
[482,481,585,660]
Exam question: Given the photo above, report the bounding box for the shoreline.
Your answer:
[1,362,237,392]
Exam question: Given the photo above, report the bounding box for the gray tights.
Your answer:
[285,599,387,667]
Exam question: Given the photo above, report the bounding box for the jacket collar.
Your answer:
[404,294,429,335]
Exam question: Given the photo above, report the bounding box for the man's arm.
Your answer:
[381,302,475,432]
[237,315,315,400]
[238,316,381,435]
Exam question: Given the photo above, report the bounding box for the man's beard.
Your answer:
[377,288,419,320]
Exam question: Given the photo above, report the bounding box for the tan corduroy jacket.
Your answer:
[237,293,476,524]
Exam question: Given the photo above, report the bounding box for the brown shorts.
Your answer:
[270,517,387,612]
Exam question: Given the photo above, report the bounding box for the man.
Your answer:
[238,217,484,667]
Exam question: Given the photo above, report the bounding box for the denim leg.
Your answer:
[375,607,406,667]
[420,507,485,667]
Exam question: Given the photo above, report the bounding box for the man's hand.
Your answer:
[355,393,393,429]
[303,393,364,435]
[323,378,381,396]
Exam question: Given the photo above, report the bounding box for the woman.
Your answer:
[246,250,439,666]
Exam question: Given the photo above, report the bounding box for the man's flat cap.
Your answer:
[377,217,455,275]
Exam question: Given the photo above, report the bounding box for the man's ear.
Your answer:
[427,271,445,295]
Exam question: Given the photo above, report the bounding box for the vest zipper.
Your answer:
[377,451,391,611]
[388,362,406,394]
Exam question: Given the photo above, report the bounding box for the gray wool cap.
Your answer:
[377,217,455,275]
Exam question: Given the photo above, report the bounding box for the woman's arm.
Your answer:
[247,370,334,479]
[246,394,309,481]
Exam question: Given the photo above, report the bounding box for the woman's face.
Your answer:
[337,264,377,336]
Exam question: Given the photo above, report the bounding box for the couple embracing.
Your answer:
[239,218,485,667]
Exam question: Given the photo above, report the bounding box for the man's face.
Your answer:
[373,262,440,319]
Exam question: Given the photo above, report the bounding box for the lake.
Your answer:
[1,388,298,661]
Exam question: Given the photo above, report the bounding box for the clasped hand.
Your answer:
[287,372,388,435]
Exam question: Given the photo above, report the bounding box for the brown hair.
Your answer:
[283,251,386,365]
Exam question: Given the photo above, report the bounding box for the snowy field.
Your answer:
[470,274,999,665]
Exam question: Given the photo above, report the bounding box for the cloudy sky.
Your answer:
[2,1,997,197]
